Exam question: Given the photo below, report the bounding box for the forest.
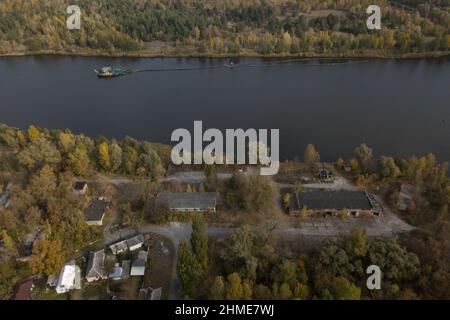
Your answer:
[0,0,448,57]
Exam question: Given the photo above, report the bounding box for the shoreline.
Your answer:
[1,49,449,60]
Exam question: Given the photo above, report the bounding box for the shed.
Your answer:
[84,200,107,226]
[130,250,148,276]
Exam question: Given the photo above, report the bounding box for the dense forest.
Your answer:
[0,0,448,57]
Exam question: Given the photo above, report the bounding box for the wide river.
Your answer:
[0,56,449,161]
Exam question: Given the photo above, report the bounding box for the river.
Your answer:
[0,56,449,161]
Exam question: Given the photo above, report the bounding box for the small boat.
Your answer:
[94,66,131,78]
[224,61,237,68]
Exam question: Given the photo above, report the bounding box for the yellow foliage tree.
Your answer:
[98,142,110,171]
[27,125,40,141]
[29,239,64,276]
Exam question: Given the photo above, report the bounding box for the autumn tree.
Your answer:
[378,156,401,180]
[225,273,244,299]
[1,230,17,255]
[29,239,64,276]
[327,276,361,300]
[191,215,208,268]
[98,142,111,171]
[27,164,57,201]
[278,282,292,299]
[27,125,40,141]
[68,142,90,176]
[345,229,368,258]
[293,282,309,299]
[209,276,225,299]
[336,158,344,169]
[283,193,290,210]
[58,132,75,153]
[109,141,123,172]
[304,144,320,172]
[17,138,61,170]
[354,143,373,172]
[177,240,201,297]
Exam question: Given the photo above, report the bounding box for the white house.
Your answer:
[55,263,81,294]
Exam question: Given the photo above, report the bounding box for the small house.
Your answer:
[126,234,145,251]
[85,249,107,282]
[56,263,81,294]
[73,181,88,196]
[130,250,148,276]
[84,200,107,226]
[109,240,128,255]
[11,279,34,300]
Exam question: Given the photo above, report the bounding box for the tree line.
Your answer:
[0,0,448,56]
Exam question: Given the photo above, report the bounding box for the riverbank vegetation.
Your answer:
[0,0,448,57]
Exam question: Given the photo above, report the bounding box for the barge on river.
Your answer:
[94,66,131,78]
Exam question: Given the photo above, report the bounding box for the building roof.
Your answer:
[57,263,81,291]
[86,249,106,279]
[47,275,58,287]
[73,181,87,190]
[84,200,107,222]
[295,190,373,210]
[126,234,145,248]
[156,192,216,210]
[12,279,34,300]
[109,240,128,254]
[132,250,148,268]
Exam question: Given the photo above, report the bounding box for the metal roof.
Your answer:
[296,190,373,210]
[84,200,107,221]
[156,192,216,209]
[86,249,106,279]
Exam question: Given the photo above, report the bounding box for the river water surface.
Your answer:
[0,56,449,161]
